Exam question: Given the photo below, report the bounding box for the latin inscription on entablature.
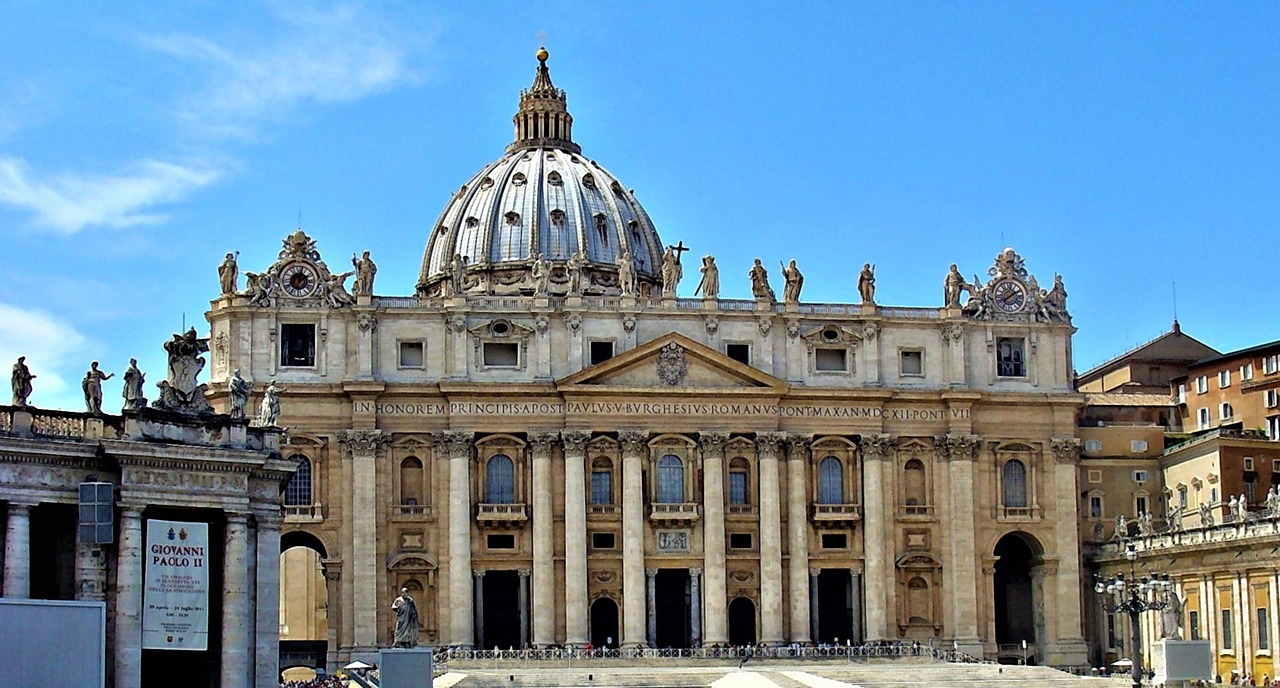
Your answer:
[124,468,248,494]
[356,400,970,423]
[0,464,88,489]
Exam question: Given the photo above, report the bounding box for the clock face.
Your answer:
[281,263,318,298]
[992,279,1027,313]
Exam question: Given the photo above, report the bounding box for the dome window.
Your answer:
[547,171,563,186]
[611,182,625,196]
[582,173,596,189]
[480,177,495,190]
[505,211,521,225]
[594,214,608,246]
[465,217,479,228]
[512,173,526,186]
[546,152,557,161]
[550,209,567,225]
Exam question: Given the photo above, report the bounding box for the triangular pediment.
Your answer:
[558,332,787,391]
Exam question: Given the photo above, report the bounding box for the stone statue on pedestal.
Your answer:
[228,369,252,420]
[566,251,586,295]
[749,259,774,301]
[392,587,420,648]
[258,380,285,427]
[1160,594,1185,640]
[695,255,719,299]
[122,358,146,411]
[858,263,876,304]
[944,264,965,308]
[781,259,804,303]
[153,328,214,415]
[531,253,550,295]
[661,245,683,297]
[81,361,113,414]
[351,251,377,296]
[218,252,239,295]
[449,253,468,296]
[11,356,35,407]
[617,250,637,296]
[1200,502,1214,527]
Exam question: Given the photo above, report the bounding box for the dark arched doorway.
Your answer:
[728,597,757,646]
[994,532,1042,664]
[278,531,329,675]
[590,597,619,648]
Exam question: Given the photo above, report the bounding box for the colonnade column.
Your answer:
[473,571,485,649]
[222,512,253,688]
[645,568,658,647]
[443,430,476,647]
[619,430,649,647]
[756,432,785,644]
[255,513,283,688]
[941,435,981,650]
[859,434,894,640]
[1050,438,1088,663]
[114,506,144,688]
[809,569,820,641]
[561,431,591,647]
[529,432,558,647]
[700,432,729,645]
[322,562,343,673]
[690,568,703,646]
[3,502,33,598]
[850,570,863,644]
[786,435,813,643]
[518,569,530,648]
[75,541,107,601]
[339,429,390,651]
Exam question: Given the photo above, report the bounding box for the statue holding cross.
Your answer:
[661,241,688,298]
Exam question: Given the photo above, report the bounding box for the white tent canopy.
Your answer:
[343,660,374,670]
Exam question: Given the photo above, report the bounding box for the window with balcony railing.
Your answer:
[818,456,844,504]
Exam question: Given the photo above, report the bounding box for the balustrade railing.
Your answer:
[284,503,324,521]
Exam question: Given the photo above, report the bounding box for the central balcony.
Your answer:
[649,502,700,526]
[476,503,528,528]
[810,503,862,527]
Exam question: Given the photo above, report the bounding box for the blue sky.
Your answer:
[1,2,1277,410]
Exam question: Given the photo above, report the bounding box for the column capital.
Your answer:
[4,501,35,513]
[253,512,285,531]
[120,505,145,520]
[858,434,895,460]
[1051,437,1081,465]
[225,511,251,526]
[529,431,560,457]
[645,568,658,578]
[473,570,486,580]
[619,429,649,454]
[561,430,591,453]
[809,568,821,577]
[517,568,531,578]
[785,434,812,460]
[935,434,980,462]
[755,432,785,457]
[322,559,343,581]
[690,567,703,577]
[699,431,729,456]
[339,429,390,458]
[438,430,473,458]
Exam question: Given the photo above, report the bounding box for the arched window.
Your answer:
[400,457,424,506]
[486,454,515,504]
[728,458,750,505]
[818,456,844,504]
[657,455,684,503]
[285,454,312,506]
[1002,459,1028,508]
[903,459,926,506]
[591,457,613,505]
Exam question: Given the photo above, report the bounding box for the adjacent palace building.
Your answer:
[206,49,1089,669]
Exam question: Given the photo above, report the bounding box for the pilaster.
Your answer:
[940,434,981,645]
[561,430,591,647]
[338,429,390,651]
[529,432,559,646]
[755,431,785,643]
[620,430,648,648]
[443,430,476,647]
[786,434,813,642]
[859,434,893,640]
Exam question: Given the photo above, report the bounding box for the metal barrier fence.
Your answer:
[434,642,992,667]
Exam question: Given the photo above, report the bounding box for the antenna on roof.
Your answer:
[298,207,302,229]
[182,312,186,332]
[1172,281,1180,332]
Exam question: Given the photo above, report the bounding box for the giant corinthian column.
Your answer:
[529,432,559,646]
[700,432,729,645]
[940,434,982,653]
[561,430,592,647]
[442,430,476,647]
[785,435,812,642]
[338,429,390,652]
[619,430,649,647]
[859,434,894,640]
[756,432,785,643]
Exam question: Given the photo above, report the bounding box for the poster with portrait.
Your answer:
[142,519,210,650]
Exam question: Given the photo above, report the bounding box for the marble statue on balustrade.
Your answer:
[1166,506,1183,534]
[351,251,377,296]
[228,369,252,421]
[531,253,550,296]
[1266,487,1279,515]
[392,587,421,648]
[1232,494,1249,523]
[566,251,586,295]
[323,269,357,308]
[218,252,239,295]
[944,264,966,308]
[749,258,775,301]
[1200,502,1214,527]
[858,263,876,304]
[660,245,683,298]
[618,250,637,296]
[1137,511,1154,537]
[153,328,214,415]
[1114,514,1128,540]
[122,358,146,411]
[81,361,113,415]
[694,255,719,299]
[781,259,804,303]
[258,379,285,427]
[11,356,35,407]
[448,253,468,296]
[1160,594,1185,640]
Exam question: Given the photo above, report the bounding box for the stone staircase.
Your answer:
[436,660,1123,688]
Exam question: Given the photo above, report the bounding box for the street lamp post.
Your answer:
[1094,542,1177,688]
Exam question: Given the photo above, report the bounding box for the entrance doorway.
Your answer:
[994,532,1041,662]
[655,569,691,648]
[590,597,619,648]
[816,569,853,644]
[728,597,756,646]
[482,570,521,650]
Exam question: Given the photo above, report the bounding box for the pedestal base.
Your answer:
[379,647,434,688]
[1153,639,1212,685]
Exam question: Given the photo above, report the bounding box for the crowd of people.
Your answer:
[280,675,346,688]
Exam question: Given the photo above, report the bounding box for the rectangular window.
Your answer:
[1135,495,1148,515]
[815,348,848,372]
[398,341,425,368]
[1088,469,1103,483]
[591,471,612,505]
[1198,408,1210,429]
[280,323,316,367]
[1211,487,1219,503]
[726,343,751,365]
[1177,383,1187,404]
[1089,496,1103,518]
[1222,609,1233,649]
[1130,440,1148,453]
[820,533,847,549]
[1084,440,1103,453]
[589,340,615,365]
[1260,608,1270,650]
[1196,376,1208,394]
[1107,613,1117,649]
[728,472,748,505]
[1242,363,1254,381]
[1219,370,1231,388]
[1178,486,1188,508]
[1266,390,1279,409]
[1189,610,1200,641]
[482,342,520,367]
[591,532,616,550]
[1269,417,1280,441]
[487,534,516,550]
[1266,355,1280,375]
[1245,479,1256,503]
[900,350,924,376]
[1244,456,1255,472]
[1220,402,1234,420]
[1133,470,1149,483]
[996,338,1026,377]
[729,533,753,549]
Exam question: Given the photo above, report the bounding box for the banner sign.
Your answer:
[142,519,210,651]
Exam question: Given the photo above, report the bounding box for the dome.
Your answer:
[417,49,664,297]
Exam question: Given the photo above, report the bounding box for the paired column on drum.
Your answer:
[619,430,649,647]
[756,432,785,644]
[562,430,592,647]
[338,429,390,651]
[859,434,893,640]
[529,432,558,647]
[3,501,33,598]
[442,430,476,647]
[786,436,813,643]
[699,432,729,645]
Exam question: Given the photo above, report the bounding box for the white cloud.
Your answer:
[144,3,427,139]
[0,302,91,409]
[0,155,220,233]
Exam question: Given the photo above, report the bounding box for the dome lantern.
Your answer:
[508,47,581,155]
